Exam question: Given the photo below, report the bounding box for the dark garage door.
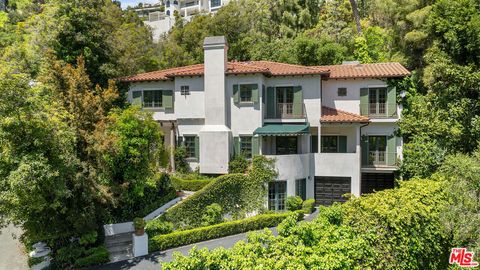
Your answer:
[361,173,394,194]
[314,177,351,206]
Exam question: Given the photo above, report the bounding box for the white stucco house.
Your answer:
[119,36,410,210]
[134,0,230,41]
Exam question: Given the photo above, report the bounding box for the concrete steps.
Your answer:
[105,233,133,262]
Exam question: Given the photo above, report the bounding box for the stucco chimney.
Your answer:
[203,36,228,125]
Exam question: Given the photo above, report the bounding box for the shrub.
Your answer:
[174,146,190,174]
[73,246,109,268]
[229,154,249,173]
[170,176,213,191]
[145,219,174,237]
[302,198,315,214]
[133,218,146,230]
[201,203,223,226]
[162,179,451,269]
[286,196,303,211]
[150,212,294,252]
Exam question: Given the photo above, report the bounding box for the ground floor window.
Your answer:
[268,181,287,211]
[240,136,252,158]
[295,178,306,200]
[276,136,297,155]
[184,136,197,159]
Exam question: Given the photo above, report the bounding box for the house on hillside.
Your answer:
[118,36,410,209]
[133,0,230,41]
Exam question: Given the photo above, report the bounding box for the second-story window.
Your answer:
[321,136,347,153]
[143,90,162,108]
[369,88,387,115]
[211,0,221,8]
[338,87,347,96]
[181,85,190,96]
[240,84,254,103]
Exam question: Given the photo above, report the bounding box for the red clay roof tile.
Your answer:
[321,106,370,123]
[315,62,410,79]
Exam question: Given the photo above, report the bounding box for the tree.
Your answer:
[349,0,362,34]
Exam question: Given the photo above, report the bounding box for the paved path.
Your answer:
[90,209,318,270]
[0,224,28,270]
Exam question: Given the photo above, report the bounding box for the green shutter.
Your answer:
[163,90,173,109]
[361,135,369,166]
[293,86,303,116]
[387,86,397,117]
[262,85,265,104]
[252,136,259,156]
[387,135,396,166]
[338,136,347,153]
[252,84,259,103]
[194,136,200,161]
[132,91,142,107]
[233,84,239,104]
[360,87,369,116]
[233,137,240,156]
[267,86,275,118]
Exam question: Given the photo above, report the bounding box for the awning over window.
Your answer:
[253,123,310,136]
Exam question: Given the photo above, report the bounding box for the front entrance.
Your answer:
[314,177,351,206]
[361,173,394,194]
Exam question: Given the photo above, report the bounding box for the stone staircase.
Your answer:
[105,232,134,262]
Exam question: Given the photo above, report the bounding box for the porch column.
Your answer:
[351,125,362,197]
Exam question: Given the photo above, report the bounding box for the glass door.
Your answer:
[369,88,387,116]
[268,181,287,211]
[276,87,294,117]
[368,136,387,165]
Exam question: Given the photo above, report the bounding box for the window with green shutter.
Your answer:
[321,136,347,153]
[163,90,173,109]
[143,90,162,108]
[184,136,197,160]
[234,84,259,104]
[239,136,252,158]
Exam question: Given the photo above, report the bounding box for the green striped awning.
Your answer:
[253,123,310,136]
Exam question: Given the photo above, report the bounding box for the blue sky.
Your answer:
[120,0,158,9]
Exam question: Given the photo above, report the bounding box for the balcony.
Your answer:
[265,154,311,180]
[363,151,397,167]
[265,102,306,120]
[360,102,397,118]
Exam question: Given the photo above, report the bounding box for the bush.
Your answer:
[73,246,109,268]
[150,212,294,252]
[174,146,190,174]
[286,196,303,211]
[302,199,315,214]
[229,154,249,173]
[133,217,146,230]
[201,203,223,226]
[170,176,213,191]
[145,219,174,237]
[162,179,451,269]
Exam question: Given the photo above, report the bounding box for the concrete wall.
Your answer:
[266,154,312,198]
[129,81,176,121]
[314,153,361,196]
[174,76,205,119]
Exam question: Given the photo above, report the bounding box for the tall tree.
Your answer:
[349,0,362,34]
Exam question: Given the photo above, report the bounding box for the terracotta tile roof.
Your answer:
[315,62,410,79]
[118,61,329,82]
[321,106,370,123]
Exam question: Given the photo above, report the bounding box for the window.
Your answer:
[240,84,253,103]
[166,10,170,16]
[240,136,252,158]
[276,86,294,116]
[369,88,387,115]
[211,0,221,8]
[368,136,387,165]
[295,179,306,200]
[276,136,298,155]
[338,87,347,96]
[184,136,196,159]
[321,136,347,153]
[268,181,287,211]
[181,85,190,96]
[143,90,162,108]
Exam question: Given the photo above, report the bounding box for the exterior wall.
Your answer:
[322,78,387,115]
[321,125,359,153]
[227,74,264,136]
[362,122,403,164]
[265,76,322,127]
[266,154,312,198]
[129,81,176,121]
[174,76,205,119]
[314,153,361,196]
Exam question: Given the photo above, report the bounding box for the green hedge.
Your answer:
[170,176,213,191]
[73,246,109,268]
[150,212,294,252]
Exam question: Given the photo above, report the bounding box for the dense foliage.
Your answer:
[164,179,450,269]
[170,173,214,191]
[150,212,295,252]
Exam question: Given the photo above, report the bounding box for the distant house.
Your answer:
[133,0,230,42]
[119,36,410,209]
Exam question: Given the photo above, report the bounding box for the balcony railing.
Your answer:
[265,102,306,119]
[363,151,397,167]
[181,0,199,8]
[360,103,397,118]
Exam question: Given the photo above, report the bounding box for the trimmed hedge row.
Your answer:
[150,212,296,252]
[170,176,213,191]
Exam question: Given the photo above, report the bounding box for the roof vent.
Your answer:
[342,60,361,65]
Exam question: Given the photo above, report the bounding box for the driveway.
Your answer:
[0,224,28,270]
[90,209,318,270]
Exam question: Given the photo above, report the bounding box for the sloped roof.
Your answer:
[321,106,370,123]
[315,62,410,79]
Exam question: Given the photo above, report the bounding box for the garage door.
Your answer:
[361,173,394,194]
[314,177,351,206]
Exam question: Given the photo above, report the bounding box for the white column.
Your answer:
[351,125,362,197]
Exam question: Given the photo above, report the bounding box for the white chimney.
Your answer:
[203,36,228,125]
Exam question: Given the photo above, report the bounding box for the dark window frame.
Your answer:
[338,87,347,96]
[181,85,190,96]
[183,136,196,160]
[143,90,163,108]
[239,136,252,158]
[268,181,287,211]
[321,136,339,153]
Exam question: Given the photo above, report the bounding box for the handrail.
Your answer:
[360,102,397,118]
